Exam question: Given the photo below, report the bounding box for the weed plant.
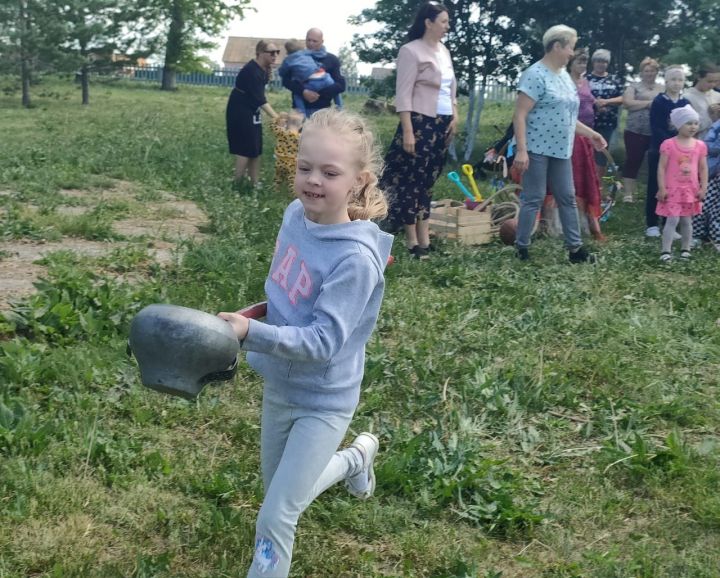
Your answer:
[0,80,719,577]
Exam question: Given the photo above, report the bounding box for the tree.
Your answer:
[337,44,359,82]
[49,0,134,105]
[129,0,252,91]
[521,0,692,75]
[664,0,720,72]
[0,0,58,107]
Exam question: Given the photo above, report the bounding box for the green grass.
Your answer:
[1,78,719,577]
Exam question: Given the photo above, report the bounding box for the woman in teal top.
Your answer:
[512,24,607,263]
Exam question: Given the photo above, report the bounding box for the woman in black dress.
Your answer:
[226,40,280,185]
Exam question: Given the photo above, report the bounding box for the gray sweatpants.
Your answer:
[246,385,360,578]
[516,152,583,250]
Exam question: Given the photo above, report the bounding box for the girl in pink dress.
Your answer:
[657,105,708,261]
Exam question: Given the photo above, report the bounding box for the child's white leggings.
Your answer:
[662,215,692,253]
[246,386,361,578]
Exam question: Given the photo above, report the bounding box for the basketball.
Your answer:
[499,218,518,246]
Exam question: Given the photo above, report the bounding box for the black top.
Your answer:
[649,93,691,151]
[233,59,268,110]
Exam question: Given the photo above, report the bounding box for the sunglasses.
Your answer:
[264,50,280,56]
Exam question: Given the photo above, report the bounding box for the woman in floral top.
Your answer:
[586,49,624,178]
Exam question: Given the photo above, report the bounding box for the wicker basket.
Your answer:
[428,199,495,245]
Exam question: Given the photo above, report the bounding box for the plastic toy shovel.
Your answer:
[447,171,475,202]
[462,164,483,201]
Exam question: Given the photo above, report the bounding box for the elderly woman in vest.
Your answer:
[379,1,457,259]
[621,57,663,202]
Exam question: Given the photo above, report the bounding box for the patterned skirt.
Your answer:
[380,113,452,227]
[692,174,720,243]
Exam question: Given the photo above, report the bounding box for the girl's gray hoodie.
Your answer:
[242,200,393,412]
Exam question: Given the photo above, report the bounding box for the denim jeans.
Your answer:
[246,385,359,578]
[516,152,582,249]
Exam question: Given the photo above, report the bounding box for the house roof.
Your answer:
[222,36,296,68]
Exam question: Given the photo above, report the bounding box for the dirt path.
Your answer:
[0,181,208,310]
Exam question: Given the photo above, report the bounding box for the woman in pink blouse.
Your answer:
[379,1,458,259]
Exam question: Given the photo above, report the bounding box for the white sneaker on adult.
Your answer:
[691,238,702,249]
[671,230,682,241]
[344,432,379,500]
[645,226,661,237]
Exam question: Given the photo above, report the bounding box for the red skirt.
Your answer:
[572,135,601,218]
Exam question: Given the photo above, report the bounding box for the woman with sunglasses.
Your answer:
[226,40,280,187]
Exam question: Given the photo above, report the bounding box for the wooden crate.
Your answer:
[429,199,496,245]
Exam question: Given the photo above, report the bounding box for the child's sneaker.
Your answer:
[345,433,379,500]
[660,252,672,262]
[680,250,692,260]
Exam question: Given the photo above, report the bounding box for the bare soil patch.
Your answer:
[0,180,208,310]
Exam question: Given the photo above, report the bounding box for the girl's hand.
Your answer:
[656,188,667,201]
[513,149,529,174]
[402,132,416,156]
[699,188,707,201]
[217,312,250,340]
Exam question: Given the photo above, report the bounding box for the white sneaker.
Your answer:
[670,231,682,241]
[714,243,720,253]
[691,238,702,249]
[660,252,672,262]
[646,226,661,237]
[344,432,379,500]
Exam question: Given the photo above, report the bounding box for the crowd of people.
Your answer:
[218,4,720,575]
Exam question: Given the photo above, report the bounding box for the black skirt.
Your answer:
[226,89,262,158]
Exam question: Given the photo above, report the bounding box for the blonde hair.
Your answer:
[255,40,270,57]
[285,39,303,54]
[639,57,659,72]
[542,25,577,53]
[300,109,388,221]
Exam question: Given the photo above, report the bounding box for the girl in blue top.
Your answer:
[512,24,606,263]
[219,109,393,578]
[645,65,690,237]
